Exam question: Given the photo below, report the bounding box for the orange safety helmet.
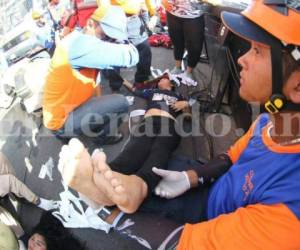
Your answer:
[221,0,300,113]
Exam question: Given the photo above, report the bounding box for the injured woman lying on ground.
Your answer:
[58,74,193,214]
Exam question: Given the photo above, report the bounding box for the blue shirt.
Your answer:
[207,114,300,220]
[62,30,139,70]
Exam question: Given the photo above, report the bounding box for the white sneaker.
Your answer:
[170,67,184,75]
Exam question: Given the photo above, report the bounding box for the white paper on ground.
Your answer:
[116,219,152,249]
[52,183,112,233]
[38,157,54,181]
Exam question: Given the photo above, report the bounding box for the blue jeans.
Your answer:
[55,94,129,140]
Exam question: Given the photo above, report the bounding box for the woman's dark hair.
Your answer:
[30,212,87,250]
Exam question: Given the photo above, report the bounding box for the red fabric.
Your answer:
[158,6,167,26]
[66,7,96,28]
[65,0,97,29]
[148,34,172,49]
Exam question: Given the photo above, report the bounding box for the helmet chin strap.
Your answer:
[264,41,300,113]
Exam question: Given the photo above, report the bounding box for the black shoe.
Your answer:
[96,132,124,145]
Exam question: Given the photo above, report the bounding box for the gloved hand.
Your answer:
[148,15,159,32]
[152,167,191,199]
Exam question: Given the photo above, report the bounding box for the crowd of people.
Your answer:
[1,0,300,249]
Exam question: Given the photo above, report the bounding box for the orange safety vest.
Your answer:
[43,45,98,130]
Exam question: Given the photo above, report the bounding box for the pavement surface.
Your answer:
[0,44,241,249]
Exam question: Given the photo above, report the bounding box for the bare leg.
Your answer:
[92,151,148,214]
[58,138,113,206]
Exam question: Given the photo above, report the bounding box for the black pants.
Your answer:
[110,116,180,193]
[167,12,205,68]
[140,155,209,224]
[134,39,152,83]
[104,40,152,91]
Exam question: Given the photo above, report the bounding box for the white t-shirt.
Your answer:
[167,0,204,18]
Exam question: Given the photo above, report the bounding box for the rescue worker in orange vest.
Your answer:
[43,5,139,144]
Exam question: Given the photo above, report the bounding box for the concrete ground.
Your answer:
[0,45,241,249]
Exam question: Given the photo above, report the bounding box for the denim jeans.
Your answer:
[55,94,129,140]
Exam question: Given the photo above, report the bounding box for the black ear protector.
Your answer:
[264,41,287,114]
[265,94,286,114]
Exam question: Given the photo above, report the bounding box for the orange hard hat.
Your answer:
[221,0,300,56]
[243,0,300,45]
[221,0,300,112]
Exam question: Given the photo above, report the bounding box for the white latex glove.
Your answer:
[37,198,60,211]
[148,15,159,32]
[153,167,191,199]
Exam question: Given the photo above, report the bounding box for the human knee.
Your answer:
[110,94,130,113]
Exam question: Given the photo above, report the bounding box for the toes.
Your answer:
[68,138,85,156]
[92,151,109,172]
[110,177,121,187]
[114,185,125,194]
[104,170,113,180]
[91,148,101,162]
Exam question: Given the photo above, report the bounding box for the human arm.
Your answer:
[177,204,300,250]
[153,153,232,199]
[68,34,139,70]
[170,94,198,112]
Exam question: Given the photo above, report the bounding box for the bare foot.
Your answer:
[92,151,148,213]
[58,138,113,206]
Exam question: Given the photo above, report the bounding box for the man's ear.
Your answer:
[287,70,300,104]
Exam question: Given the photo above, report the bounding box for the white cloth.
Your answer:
[52,182,113,233]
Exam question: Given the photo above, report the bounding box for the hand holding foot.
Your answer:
[58,138,113,206]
